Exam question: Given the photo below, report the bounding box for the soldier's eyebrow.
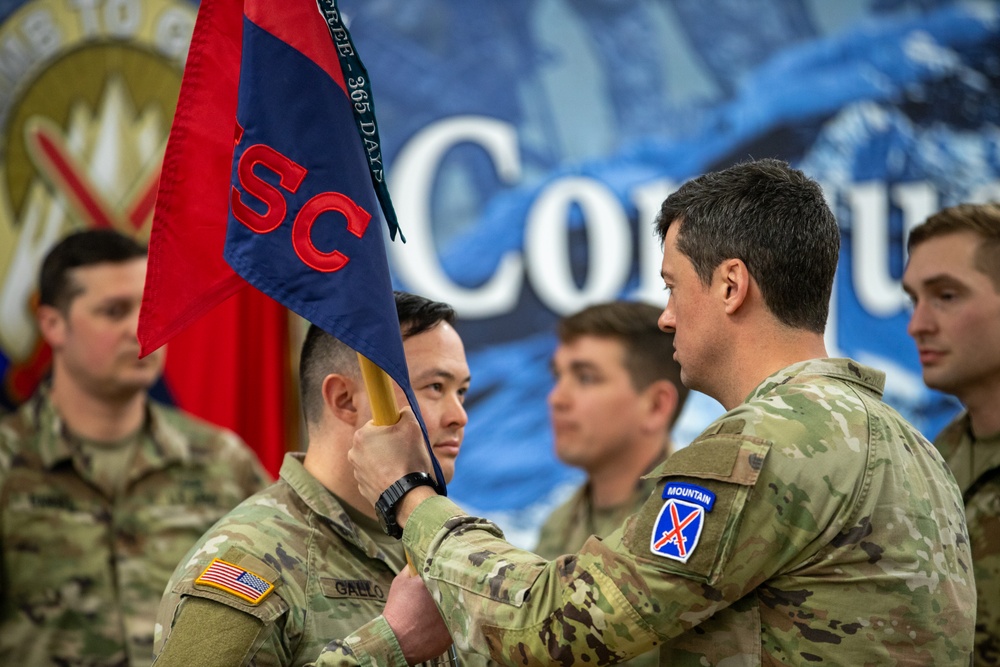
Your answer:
[908,274,969,295]
[413,368,471,385]
[568,360,600,374]
[921,274,967,289]
[550,358,601,377]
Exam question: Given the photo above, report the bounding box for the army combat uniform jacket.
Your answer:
[935,411,1000,666]
[535,472,661,667]
[0,387,270,667]
[154,453,488,667]
[318,358,976,666]
[535,470,660,561]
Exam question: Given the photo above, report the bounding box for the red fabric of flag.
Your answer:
[139,0,290,477]
[139,0,244,352]
[162,288,290,478]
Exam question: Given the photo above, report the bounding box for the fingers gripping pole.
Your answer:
[356,354,460,665]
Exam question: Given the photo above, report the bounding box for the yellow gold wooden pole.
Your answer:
[357,352,401,425]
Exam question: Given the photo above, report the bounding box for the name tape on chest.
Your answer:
[195,558,275,605]
[650,482,716,563]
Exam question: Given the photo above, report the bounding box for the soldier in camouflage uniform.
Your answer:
[536,302,687,667]
[0,229,270,667]
[903,203,1000,666]
[153,292,488,667]
[327,159,976,666]
[537,301,689,563]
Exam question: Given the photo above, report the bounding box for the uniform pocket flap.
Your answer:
[629,435,772,581]
[644,433,770,486]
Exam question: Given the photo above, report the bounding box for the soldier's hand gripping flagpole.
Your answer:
[357,353,460,666]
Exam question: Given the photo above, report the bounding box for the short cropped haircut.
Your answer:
[655,159,840,334]
[39,229,147,312]
[298,291,457,426]
[394,290,456,340]
[907,202,1000,292]
[558,301,689,426]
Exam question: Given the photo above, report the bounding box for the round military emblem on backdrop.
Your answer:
[0,0,194,405]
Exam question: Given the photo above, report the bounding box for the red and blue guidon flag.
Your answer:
[649,482,716,563]
[138,0,445,489]
[224,0,407,389]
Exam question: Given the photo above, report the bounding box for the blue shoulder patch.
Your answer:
[650,482,715,562]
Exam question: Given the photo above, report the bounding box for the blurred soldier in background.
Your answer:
[0,229,269,666]
[904,202,1000,666]
[538,300,688,559]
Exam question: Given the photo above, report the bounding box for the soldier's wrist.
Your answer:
[395,485,438,532]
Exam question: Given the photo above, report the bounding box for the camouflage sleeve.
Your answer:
[390,433,869,665]
[399,496,662,664]
[153,597,270,667]
[311,615,407,667]
[969,477,1000,665]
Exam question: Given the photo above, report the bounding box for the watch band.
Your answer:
[375,471,441,538]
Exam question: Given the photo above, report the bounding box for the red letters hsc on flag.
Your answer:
[139,0,445,488]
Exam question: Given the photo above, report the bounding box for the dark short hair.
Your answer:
[39,229,147,312]
[298,291,457,426]
[393,290,456,340]
[655,159,840,334]
[558,301,689,426]
[907,202,1000,291]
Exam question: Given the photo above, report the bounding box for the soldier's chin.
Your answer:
[921,369,957,395]
[438,460,457,485]
[116,370,161,394]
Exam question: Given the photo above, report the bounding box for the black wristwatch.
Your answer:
[375,472,440,538]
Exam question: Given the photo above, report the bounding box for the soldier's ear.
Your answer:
[322,373,361,425]
[642,379,678,433]
[36,304,68,349]
[719,258,751,315]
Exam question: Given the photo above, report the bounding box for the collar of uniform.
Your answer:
[278,452,397,562]
[745,358,886,404]
[137,401,193,470]
[935,411,1000,493]
[23,385,74,469]
[972,429,1000,488]
[29,385,188,473]
[934,411,971,467]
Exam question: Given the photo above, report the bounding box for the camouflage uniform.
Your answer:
[318,358,976,666]
[536,475,659,560]
[935,411,1000,666]
[0,385,270,667]
[535,476,660,667]
[154,453,487,667]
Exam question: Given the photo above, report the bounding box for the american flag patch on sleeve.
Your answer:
[195,558,275,605]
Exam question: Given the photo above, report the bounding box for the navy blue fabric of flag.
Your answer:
[222,0,445,490]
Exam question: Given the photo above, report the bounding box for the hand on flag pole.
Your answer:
[356,353,459,666]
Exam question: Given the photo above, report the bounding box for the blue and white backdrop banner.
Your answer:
[0,0,995,546]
